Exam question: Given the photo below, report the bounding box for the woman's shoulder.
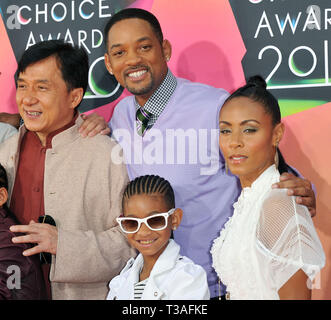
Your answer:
[260,187,302,218]
[260,187,313,226]
[256,187,320,255]
[257,189,299,249]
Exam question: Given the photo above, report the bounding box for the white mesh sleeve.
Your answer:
[256,189,325,290]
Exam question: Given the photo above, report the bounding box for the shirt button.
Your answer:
[154,292,158,297]
[33,187,40,192]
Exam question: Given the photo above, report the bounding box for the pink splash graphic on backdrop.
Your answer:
[281,103,331,300]
[0,0,155,116]
[0,16,17,113]
[152,0,246,94]
[0,0,330,299]
[91,0,246,120]
[0,0,245,118]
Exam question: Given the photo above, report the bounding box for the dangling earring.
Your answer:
[274,144,279,169]
[225,161,229,174]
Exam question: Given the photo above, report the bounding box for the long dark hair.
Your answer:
[224,75,298,176]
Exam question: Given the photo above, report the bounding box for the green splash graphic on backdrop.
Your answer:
[268,79,330,118]
[278,99,328,118]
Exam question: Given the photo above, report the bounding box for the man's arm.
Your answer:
[0,113,21,129]
[79,110,317,217]
[272,173,316,217]
[10,144,136,283]
[78,113,110,137]
[11,222,135,283]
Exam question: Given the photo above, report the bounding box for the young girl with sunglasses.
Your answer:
[107,175,209,300]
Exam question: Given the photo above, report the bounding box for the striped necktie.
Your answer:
[136,107,152,136]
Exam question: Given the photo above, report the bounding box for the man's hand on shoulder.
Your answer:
[0,112,21,129]
[79,113,110,138]
[10,220,58,256]
[272,172,316,217]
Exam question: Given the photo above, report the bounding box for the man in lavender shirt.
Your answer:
[90,8,316,298]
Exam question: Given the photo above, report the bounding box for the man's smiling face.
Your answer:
[104,18,171,106]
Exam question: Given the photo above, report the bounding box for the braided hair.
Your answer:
[122,175,175,211]
[224,75,298,177]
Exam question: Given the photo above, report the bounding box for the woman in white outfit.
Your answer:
[211,75,325,300]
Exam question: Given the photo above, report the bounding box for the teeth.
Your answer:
[128,70,147,78]
[139,240,154,244]
[27,111,41,116]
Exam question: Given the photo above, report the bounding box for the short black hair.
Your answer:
[224,75,298,176]
[15,40,89,99]
[122,175,175,212]
[0,163,10,214]
[104,8,164,49]
[0,163,8,191]
[0,163,20,222]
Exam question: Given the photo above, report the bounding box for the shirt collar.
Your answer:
[134,69,177,117]
[26,112,78,149]
[241,164,280,197]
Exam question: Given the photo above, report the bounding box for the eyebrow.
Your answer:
[110,36,152,50]
[219,119,261,126]
[125,211,162,218]
[17,78,50,84]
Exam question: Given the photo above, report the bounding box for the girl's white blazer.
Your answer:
[107,239,210,300]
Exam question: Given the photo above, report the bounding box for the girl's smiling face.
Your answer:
[123,193,182,262]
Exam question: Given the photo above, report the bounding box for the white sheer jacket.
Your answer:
[211,165,325,300]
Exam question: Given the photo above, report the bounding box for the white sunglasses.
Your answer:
[117,208,175,234]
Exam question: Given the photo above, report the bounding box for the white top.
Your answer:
[211,165,325,300]
[107,239,210,300]
[0,122,17,144]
